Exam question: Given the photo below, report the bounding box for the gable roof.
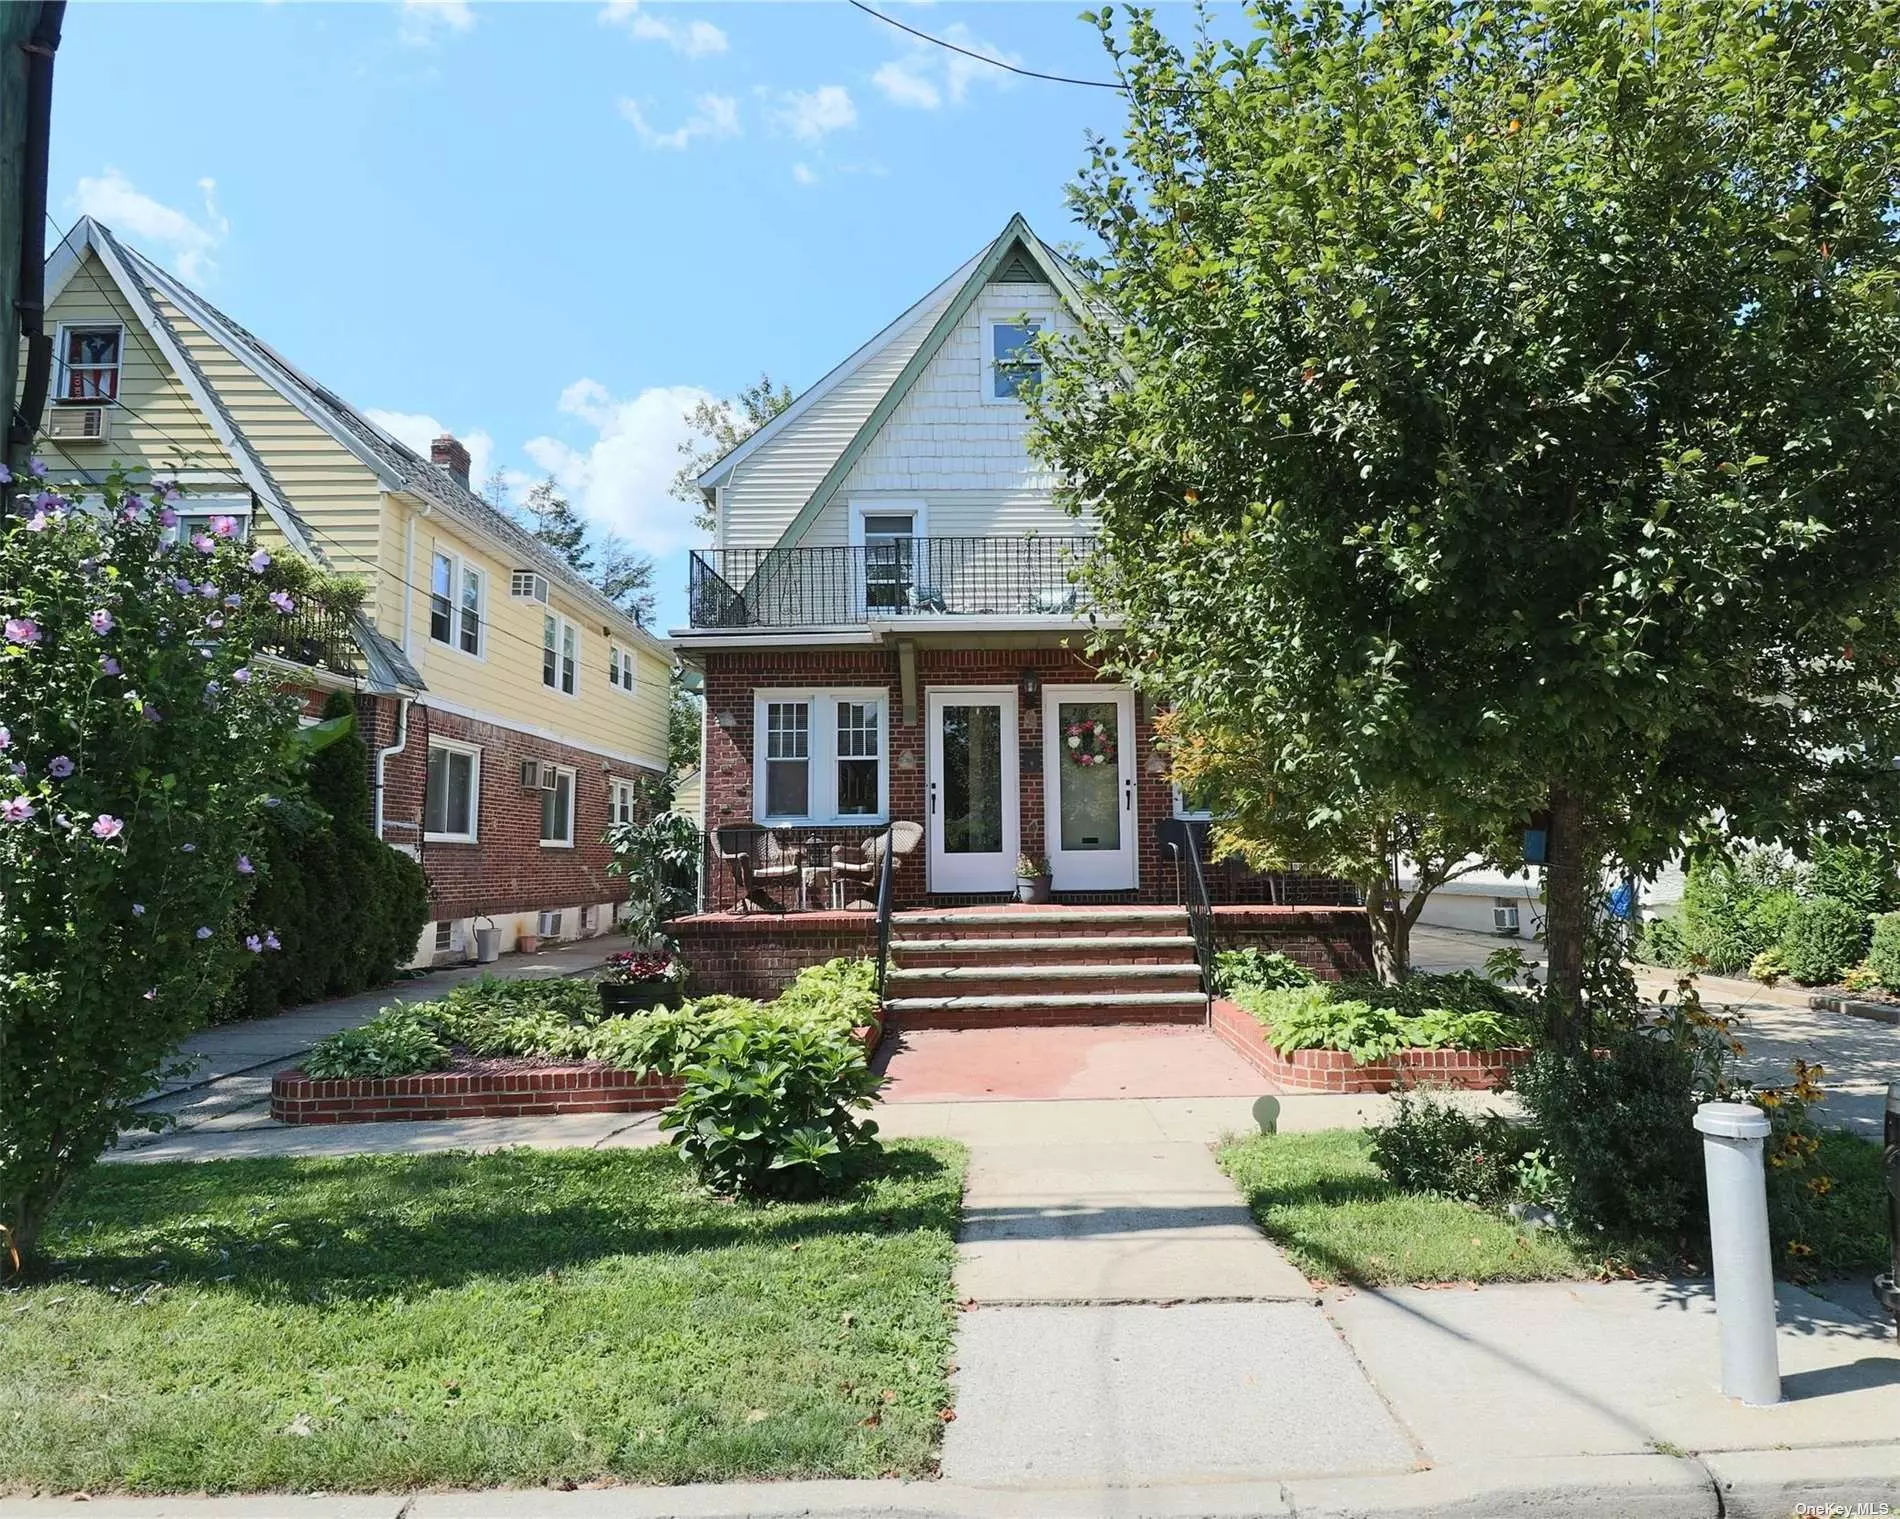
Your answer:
[53,218,668,662]
[696,214,1086,554]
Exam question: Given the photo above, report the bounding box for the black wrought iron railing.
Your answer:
[1157,819,1216,1012]
[254,601,361,678]
[688,536,1098,628]
[703,824,890,914]
[874,834,897,1011]
[1879,1081,1898,1334]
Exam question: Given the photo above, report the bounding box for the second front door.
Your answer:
[926,688,1020,894]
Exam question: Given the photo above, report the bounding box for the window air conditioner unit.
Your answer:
[47,405,108,443]
[1492,904,1521,936]
[510,570,550,604]
[519,759,557,791]
[538,910,563,939]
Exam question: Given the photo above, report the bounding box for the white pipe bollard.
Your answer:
[1693,1101,1781,1406]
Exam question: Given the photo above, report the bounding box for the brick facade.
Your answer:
[1210,997,1529,1093]
[359,694,658,935]
[1211,907,1375,981]
[671,911,879,1000]
[271,1064,683,1124]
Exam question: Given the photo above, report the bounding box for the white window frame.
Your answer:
[848,498,928,615]
[981,311,1047,406]
[608,644,639,696]
[427,544,485,659]
[751,687,890,826]
[167,494,254,546]
[540,764,577,848]
[1172,784,1218,822]
[54,321,124,404]
[423,738,481,844]
[543,612,579,696]
[609,777,638,827]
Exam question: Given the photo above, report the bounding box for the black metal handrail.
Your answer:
[1879,1080,1898,1334]
[688,536,1098,629]
[1158,818,1216,1016]
[873,834,897,1011]
[253,601,361,677]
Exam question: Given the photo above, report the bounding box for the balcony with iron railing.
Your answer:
[253,598,363,679]
[687,535,1099,630]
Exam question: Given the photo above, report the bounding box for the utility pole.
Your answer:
[3,1,65,490]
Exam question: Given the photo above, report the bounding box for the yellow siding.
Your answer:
[383,495,670,769]
[143,291,387,590]
[30,250,235,487]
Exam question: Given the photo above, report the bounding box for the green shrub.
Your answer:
[1239,981,1535,1061]
[301,1010,448,1079]
[662,1016,885,1197]
[774,957,880,1028]
[1634,914,1687,967]
[1809,839,1900,920]
[582,997,765,1074]
[1213,948,1315,997]
[1869,912,1900,991]
[1513,1018,1728,1241]
[1678,851,1800,974]
[1748,948,1788,986]
[1368,1090,1530,1208]
[1779,894,1867,986]
[1345,971,1535,1021]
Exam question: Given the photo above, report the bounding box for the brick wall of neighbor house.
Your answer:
[359,694,659,924]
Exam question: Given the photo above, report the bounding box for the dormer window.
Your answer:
[987,318,1041,402]
[58,325,122,403]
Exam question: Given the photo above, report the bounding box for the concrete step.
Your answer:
[887,963,1203,999]
[884,990,1209,1028]
[893,908,1189,940]
[895,933,1199,959]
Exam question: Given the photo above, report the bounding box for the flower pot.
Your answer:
[1016,875,1052,904]
[598,981,682,1017]
[516,933,540,955]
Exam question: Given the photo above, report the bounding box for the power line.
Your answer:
[847,0,1207,97]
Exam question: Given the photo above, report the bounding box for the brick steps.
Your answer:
[884,906,1207,1028]
[884,991,1209,1027]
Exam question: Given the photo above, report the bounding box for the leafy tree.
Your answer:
[1164,711,1515,981]
[1033,0,1900,1045]
[517,477,656,625]
[671,375,794,534]
[669,668,702,776]
[0,467,317,1270]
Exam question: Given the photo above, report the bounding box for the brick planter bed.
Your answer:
[1211,906,1374,982]
[272,1024,884,1125]
[1211,996,1529,1094]
[669,911,878,999]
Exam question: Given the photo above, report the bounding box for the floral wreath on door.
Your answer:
[1064,717,1116,768]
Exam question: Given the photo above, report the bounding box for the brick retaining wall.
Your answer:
[270,1065,684,1124]
[1211,907,1375,982]
[1210,997,1528,1093]
[671,911,879,998]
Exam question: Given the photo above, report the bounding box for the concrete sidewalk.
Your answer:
[121,936,628,1148]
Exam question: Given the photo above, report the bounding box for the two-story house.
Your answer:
[27,217,674,963]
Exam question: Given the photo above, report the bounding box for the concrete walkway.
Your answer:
[121,936,628,1149]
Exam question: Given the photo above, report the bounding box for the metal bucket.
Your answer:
[473,917,501,964]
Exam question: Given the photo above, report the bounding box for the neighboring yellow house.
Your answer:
[23,216,675,963]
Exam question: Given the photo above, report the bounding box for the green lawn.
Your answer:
[0,1142,966,1494]
[1219,1128,1890,1288]
[1220,1129,1608,1286]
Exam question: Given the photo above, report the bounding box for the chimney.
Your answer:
[430,434,471,490]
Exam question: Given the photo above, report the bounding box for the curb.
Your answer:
[8,1448,1899,1519]
[1809,992,1900,1026]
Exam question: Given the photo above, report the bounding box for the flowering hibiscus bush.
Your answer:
[0,463,330,1271]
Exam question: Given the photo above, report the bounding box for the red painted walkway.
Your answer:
[872,1024,1273,1103]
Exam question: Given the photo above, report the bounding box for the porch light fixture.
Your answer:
[1018,667,1041,704]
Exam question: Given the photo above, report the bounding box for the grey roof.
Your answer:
[101,227,668,658]
[353,615,425,690]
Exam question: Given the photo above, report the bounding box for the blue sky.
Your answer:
[48,1,1212,630]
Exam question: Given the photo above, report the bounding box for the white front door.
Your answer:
[926,688,1020,894]
[1043,686,1138,891]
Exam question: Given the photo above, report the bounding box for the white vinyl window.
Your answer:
[424,740,480,842]
[56,323,123,402]
[608,645,638,694]
[610,777,638,827]
[429,546,484,657]
[984,316,1042,402]
[169,496,253,546]
[540,765,576,847]
[753,689,889,824]
[543,613,578,695]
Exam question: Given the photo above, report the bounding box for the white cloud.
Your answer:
[774,84,856,143]
[71,170,229,282]
[872,23,1018,110]
[599,1,726,58]
[618,93,740,150]
[398,0,473,47]
[791,162,819,187]
[365,409,496,493]
[523,380,716,556]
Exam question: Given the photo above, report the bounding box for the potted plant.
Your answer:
[597,949,686,1015]
[1016,853,1053,904]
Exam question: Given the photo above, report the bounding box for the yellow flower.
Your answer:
[1808,1175,1833,1197]
[1786,1240,1814,1258]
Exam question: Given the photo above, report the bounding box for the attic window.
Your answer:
[59,326,122,403]
[988,319,1041,402]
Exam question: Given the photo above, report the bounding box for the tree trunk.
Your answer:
[1365,864,1411,985]
[1543,784,1589,1049]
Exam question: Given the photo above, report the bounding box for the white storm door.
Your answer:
[1043,686,1137,891]
[926,688,1019,894]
